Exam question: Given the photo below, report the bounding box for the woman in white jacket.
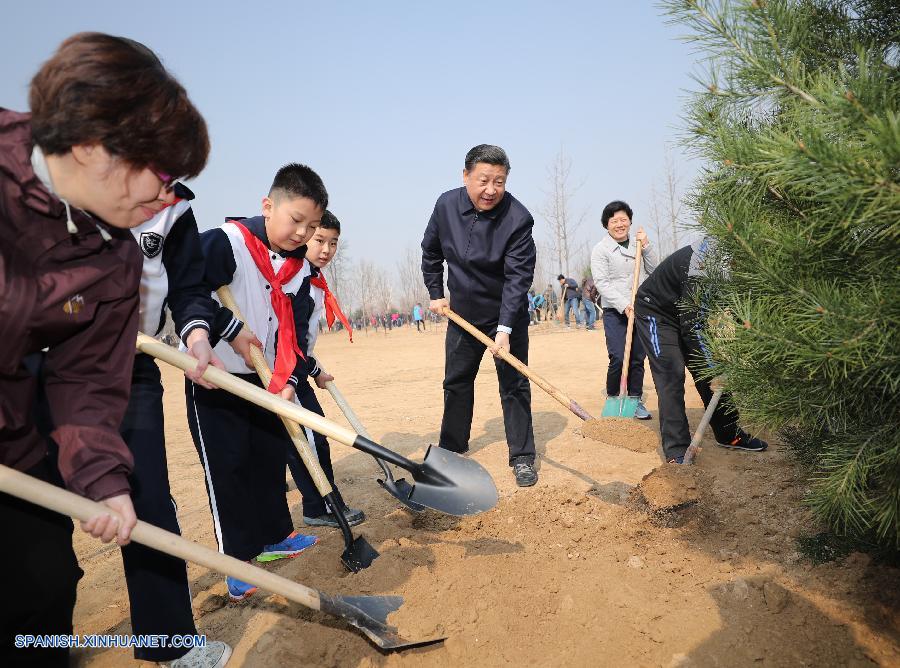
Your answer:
[590,201,658,419]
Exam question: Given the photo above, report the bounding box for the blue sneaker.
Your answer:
[633,400,652,420]
[667,456,685,465]
[226,576,258,602]
[257,531,318,563]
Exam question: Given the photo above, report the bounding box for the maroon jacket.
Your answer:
[0,109,139,500]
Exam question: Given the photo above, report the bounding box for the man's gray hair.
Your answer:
[464,144,511,172]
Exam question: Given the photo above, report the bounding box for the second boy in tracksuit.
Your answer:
[187,164,325,601]
[634,238,768,463]
[285,211,365,528]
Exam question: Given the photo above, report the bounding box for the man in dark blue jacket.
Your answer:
[421,144,538,487]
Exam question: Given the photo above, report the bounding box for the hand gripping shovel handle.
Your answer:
[215,288,333,495]
[443,308,594,421]
[682,378,725,465]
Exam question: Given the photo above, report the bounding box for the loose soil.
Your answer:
[69,322,899,667]
[581,417,659,453]
[634,464,706,512]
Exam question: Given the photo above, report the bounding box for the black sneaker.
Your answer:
[513,460,538,487]
[717,433,768,452]
[303,506,366,528]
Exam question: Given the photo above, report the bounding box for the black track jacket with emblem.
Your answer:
[129,183,233,343]
[0,109,139,501]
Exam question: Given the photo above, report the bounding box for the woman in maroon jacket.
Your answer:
[0,33,210,667]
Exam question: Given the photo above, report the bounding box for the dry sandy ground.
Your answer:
[69,322,899,667]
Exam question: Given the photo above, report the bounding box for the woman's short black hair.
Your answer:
[601,200,633,228]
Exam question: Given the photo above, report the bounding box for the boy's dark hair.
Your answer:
[464,144,511,173]
[29,32,209,179]
[557,274,565,280]
[269,163,329,210]
[319,210,341,233]
[601,200,633,228]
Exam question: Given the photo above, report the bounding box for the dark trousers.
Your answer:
[602,308,646,397]
[0,457,81,668]
[415,319,424,331]
[286,379,345,518]
[120,354,196,661]
[186,375,293,562]
[440,320,535,465]
[635,308,741,460]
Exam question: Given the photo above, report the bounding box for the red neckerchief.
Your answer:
[310,273,353,342]
[233,221,306,393]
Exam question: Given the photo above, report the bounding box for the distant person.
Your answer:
[591,200,657,420]
[413,303,425,331]
[634,238,768,463]
[557,274,583,328]
[532,290,546,322]
[580,276,598,330]
[527,289,538,325]
[422,144,538,487]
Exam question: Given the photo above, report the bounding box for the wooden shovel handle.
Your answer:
[324,380,372,440]
[0,463,323,611]
[443,308,593,421]
[136,334,360,448]
[619,242,644,397]
[683,385,725,465]
[215,287,333,495]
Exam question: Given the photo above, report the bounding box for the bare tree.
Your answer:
[538,147,587,277]
[394,245,428,314]
[323,239,352,308]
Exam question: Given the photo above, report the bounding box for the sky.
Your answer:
[1,1,704,280]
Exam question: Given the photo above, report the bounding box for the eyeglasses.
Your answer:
[153,169,177,194]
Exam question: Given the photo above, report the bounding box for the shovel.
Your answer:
[216,287,378,572]
[682,378,725,465]
[0,464,442,650]
[322,378,425,514]
[443,308,594,421]
[137,334,497,516]
[601,241,644,418]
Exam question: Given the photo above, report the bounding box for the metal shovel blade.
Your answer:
[341,536,380,573]
[318,593,445,650]
[601,395,639,418]
[352,436,497,516]
[372,456,426,513]
[407,445,498,516]
[377,475,427,513]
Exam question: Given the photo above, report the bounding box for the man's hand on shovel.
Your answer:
[429,297,449,315]
[489,330,511,358]
[80,493,137,546]
[183,328,225,390]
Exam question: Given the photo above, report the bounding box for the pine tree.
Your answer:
[660,0,900,548]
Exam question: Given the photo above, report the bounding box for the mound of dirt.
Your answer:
[634,463,707,511]
[581,417,658,453]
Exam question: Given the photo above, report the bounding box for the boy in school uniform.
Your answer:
[187,163,325,601]
[284,211,365,528]
[120,182,247,665]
